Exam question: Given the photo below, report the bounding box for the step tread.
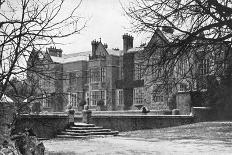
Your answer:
[56,134,117,139]
[56,122,119,139]
[73,123,95,127]
[60,131,119,136]
[70,126,103,130]
[66,129,111,133]
[56,135,87,138]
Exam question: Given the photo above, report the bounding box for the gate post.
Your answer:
[82,105,92,124]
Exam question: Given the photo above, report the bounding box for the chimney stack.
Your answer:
[91,40,100,57]
[47,46,62,57]
[123,33,133,53]
[103,43,108,49]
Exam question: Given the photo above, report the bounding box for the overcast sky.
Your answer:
[58,0,150,54]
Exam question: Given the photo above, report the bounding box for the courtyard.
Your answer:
[44,122,232,154]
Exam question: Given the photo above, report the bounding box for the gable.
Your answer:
[95,43,108,56]
[43,51,54,63]
[147,29,169,48]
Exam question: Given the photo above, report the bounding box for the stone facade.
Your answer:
[27,31,178,112]
[28,29,225,113]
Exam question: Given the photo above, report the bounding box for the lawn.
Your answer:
[44,122,232,155]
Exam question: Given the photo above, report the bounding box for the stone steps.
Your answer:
[59,131,119,136]
[65,128,111,133]
[56,135,87,139]
[69,126,103,130]
[73,123,96,127]
[56,122,119,139]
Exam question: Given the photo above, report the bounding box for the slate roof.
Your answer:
[50,51,90,64]
[127,47,144,53]
[62,51,91,58]
[106,49,123,56]
[50,48,123,64]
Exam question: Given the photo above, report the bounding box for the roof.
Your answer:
[127,47,144,53]
[106,49,123,56]
[51,51,90,64]
[62,51,91,58]
[50,56,64,63]
[126,29,174,54]
[63,55,89,63]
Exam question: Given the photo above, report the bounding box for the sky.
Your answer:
[57,0,150,54]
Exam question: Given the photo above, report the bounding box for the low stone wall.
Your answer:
[91,115,194,131]
[15,114,81,138]
[15,114,68,138]
[92,110,172,115]
[15,107,214,138]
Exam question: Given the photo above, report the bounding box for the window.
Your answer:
[152,85,164,103]
[151,59,162,79]
[100,67,106,82]
[90,68,100,83]
[39,79,43,87]
[178,83,188,92]
[69,72,76,86]
[116,89,123,105]
[120,66,124,80]
[133,87,144,105]
[199,59,210,76]
[90,90,106,106]
[42,95,51,108]
[100,91,105,101]
[177,58,189,77]
[45,73,54,89]
[68,92,82,107]
[91,91,98,106]
[134,63,142,80]
[153,96,164,103]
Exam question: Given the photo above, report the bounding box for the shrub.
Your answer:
[97,100,105,107]
[79,100,87,107]
[97,100,106,111]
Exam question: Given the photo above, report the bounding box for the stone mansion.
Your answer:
[27,29,226,113]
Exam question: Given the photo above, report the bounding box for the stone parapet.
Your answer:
[91,115,194,131]
[92,110,172,115]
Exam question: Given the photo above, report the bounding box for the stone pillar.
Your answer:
[172,109,180,115]
[82,106,92,124]
[68,109,75,126]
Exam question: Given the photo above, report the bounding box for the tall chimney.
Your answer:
[91,40,99,57]
[103,43,108,49]
[48,47,62,57]
[123,34,133,53]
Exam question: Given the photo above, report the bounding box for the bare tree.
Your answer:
[0,0,86,147]
[123,0,232,115]
[0,0,85,98]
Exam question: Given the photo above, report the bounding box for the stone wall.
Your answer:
[14,107,217,138]
[91,115,194,131]
[92,110,172,115]
[15,114,68,138]
[15,114,83,138]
